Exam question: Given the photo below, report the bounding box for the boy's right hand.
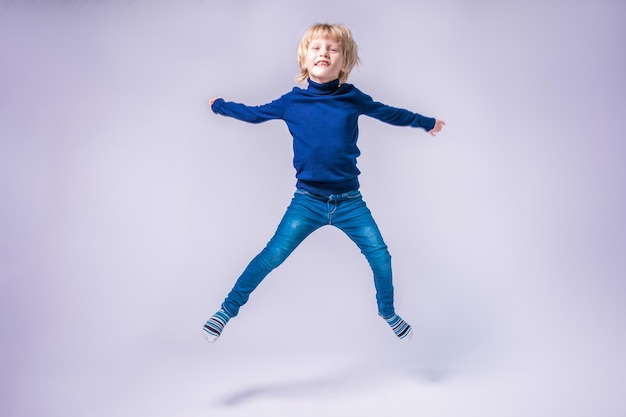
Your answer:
[209,97,222,107]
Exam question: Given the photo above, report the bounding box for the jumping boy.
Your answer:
[203,23,445,342]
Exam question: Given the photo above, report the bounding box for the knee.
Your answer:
[260,241,293,267]
[362,234,390,260]
[363,244,391,270]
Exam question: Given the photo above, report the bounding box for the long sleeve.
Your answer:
[356,89,436,131]
[211,96,287,124]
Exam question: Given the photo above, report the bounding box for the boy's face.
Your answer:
[304,36,344,84]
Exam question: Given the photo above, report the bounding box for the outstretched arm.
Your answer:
[208,95,286,124]
[428,119,446,137]
[358,89,444,135]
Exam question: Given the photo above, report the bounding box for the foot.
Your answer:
[383,313,413,340]
[202,309,230,343]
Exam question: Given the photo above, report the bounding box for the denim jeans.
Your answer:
[221,189,396,319]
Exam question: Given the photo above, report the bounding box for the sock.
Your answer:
[202,309,230,343]
[383,313,413,340]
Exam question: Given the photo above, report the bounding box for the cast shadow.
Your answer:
[216,374,349,407]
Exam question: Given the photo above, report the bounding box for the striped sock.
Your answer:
[202,309,230,343]
[384,313,413,340]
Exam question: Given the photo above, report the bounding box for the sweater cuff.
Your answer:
[419,116,436,132]
[211,98,225,113]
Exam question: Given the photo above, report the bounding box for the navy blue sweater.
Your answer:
[211,78,436,195]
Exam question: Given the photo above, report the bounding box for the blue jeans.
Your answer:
[221,189,396,319]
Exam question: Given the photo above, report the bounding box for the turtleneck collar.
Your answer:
[306,78,340,95]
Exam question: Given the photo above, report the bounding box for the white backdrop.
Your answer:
[1,1,625,416]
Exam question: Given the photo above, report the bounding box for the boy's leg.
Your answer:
[203,191,326,341]
[333,192,412,339]
[221,192,325,316]
[332,193,395,317]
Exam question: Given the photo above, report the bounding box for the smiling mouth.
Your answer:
[315,61,330,66]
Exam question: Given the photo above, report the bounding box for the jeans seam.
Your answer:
[327,200,336,224]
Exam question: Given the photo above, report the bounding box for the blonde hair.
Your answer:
[296,23,360,85]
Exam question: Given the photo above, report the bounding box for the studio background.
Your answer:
[1,1,624,416]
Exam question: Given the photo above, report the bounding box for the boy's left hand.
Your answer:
[429,119,446,137]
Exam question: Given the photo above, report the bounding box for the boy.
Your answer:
[204,23,445,342]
